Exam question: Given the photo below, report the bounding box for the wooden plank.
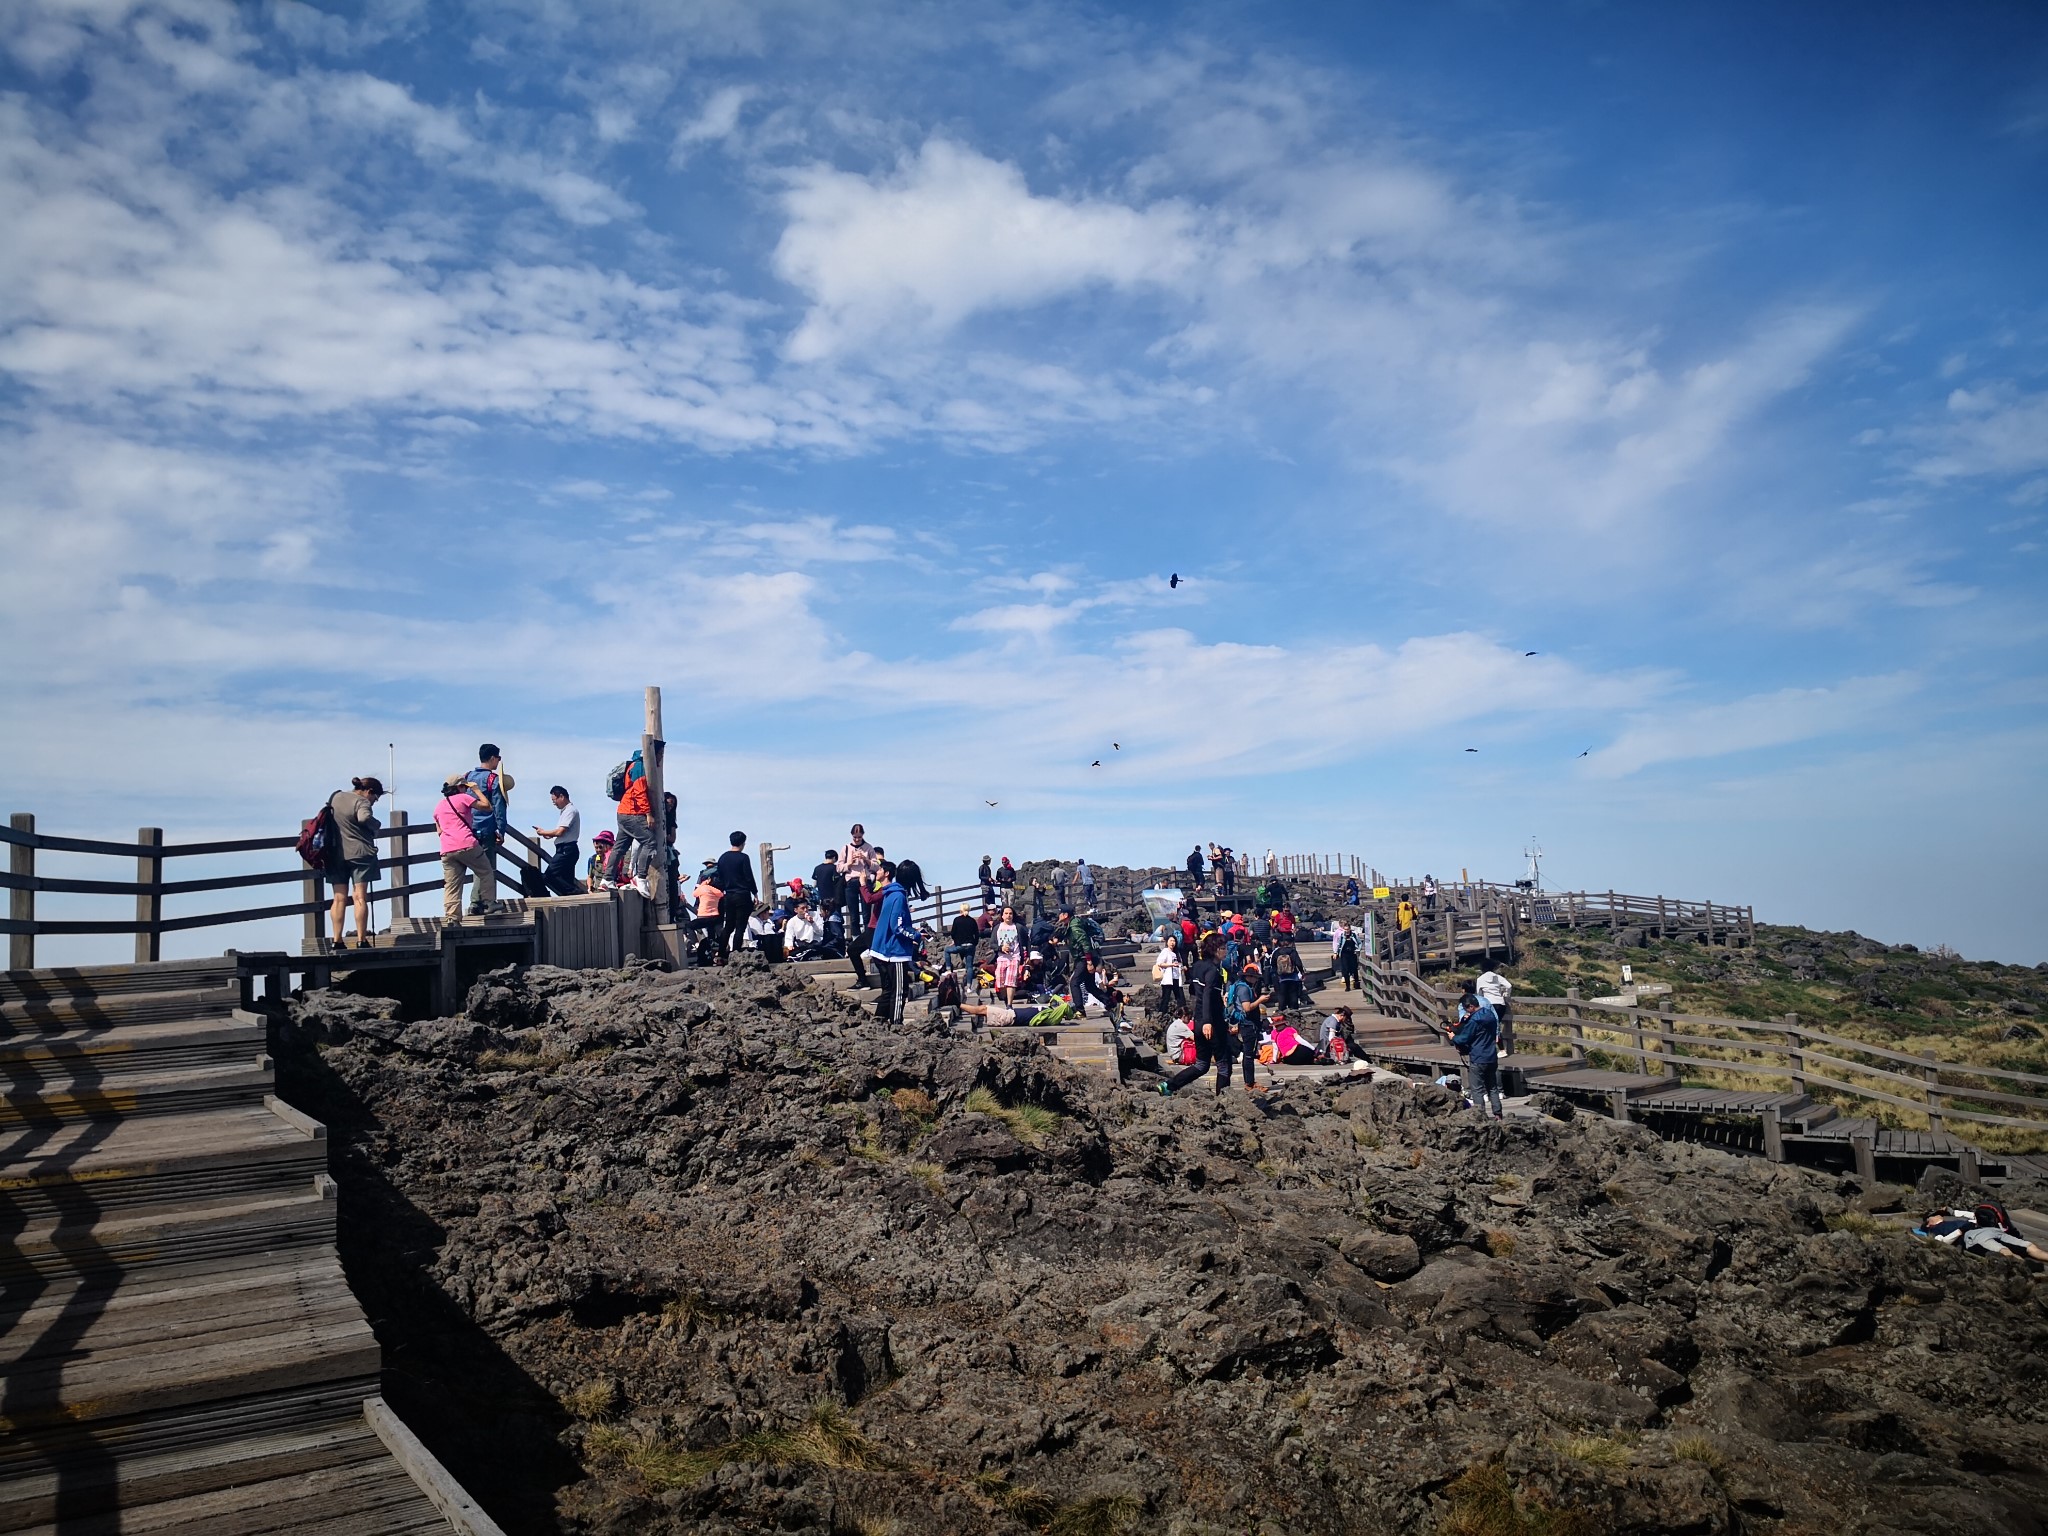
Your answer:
[366,1396,508,1536]
[8,813,32,971]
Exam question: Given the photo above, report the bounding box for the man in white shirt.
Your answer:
[785,902,824,955]
[534,786,582,896]
[1475,968,1514,1053]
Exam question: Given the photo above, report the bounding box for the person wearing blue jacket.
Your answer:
[864,860,920,1025]
[465,744,508,850]
[1451,981,1504,1118]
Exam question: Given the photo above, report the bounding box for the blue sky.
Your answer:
[2,0,2044,961]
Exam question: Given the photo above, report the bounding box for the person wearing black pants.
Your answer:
[713,830,758,962]
[533,786,581,896]
[1160,936,1232,1094]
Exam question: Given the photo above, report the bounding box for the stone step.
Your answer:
[0,1059,274,1128]
[0,1100,328,1225]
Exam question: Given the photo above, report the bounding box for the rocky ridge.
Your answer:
[278,959,2048,1535]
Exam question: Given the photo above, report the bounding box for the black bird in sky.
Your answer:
[985,800,999,806]
[1090,759,1102,767]
[1112,743,1120,750]
[1524,650,1539,656]
[1577,750,1590,758]
[1169,573,1181,588]
[1464,747,1478,753]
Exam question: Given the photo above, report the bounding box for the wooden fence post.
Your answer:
[1920,1048,1945,1135]
[1658,997,1679,1082]
[304,860,323,954]
[1852,1133,1877,1189]
[1784,1013,1804,1094]
[391,811,410,923]
[135,826,163,964]
[1566,986,1586,1061]
[8,813,32,971]
[1959,1145,1980,1185]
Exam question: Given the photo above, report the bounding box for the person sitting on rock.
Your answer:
[1319,1005,1354,1063]
[1164,1014,1196,1066]
[784,901,826,957]
[1268,1018,1316,1065]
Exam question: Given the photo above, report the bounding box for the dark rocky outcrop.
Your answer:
[277,961,2048,1535]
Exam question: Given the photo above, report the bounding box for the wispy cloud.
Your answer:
[1586,674,1920,777]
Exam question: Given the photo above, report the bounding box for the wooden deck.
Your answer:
[0,958,498,1534]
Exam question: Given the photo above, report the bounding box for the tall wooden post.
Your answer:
[9,813,34,971]
[135,827,163,964]
[391,811,411,923]
[1658,997,1679,1082]
[304,865,323,952]
[643,686,669,926]
[1784,1013,1804,1094]
[1920,1048,1945,1135]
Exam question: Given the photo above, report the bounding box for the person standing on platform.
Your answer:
[435,774,497,920]
[1077,856,1096,911]
[324,776,384,948]
[465,745,509,856]
[840,824,879,983]
[714,831,758,962]
[1476,966,1514,1054]
[866,861,919,1025]
[533,786,581,896]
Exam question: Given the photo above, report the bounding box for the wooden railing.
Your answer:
[1345,957,2048,1134]
[3,810,555,967]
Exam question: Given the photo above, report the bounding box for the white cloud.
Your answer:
[1585,674,1919,777]
[671,83,753,162]
[773,138,1196,360]
[1913,383,2048,482]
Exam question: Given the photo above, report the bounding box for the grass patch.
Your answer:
[909,1162,944,1194]
[1351,1125,1384,1149]
[965,1086,1063,1145]
[1824,1210,1891,1237]
[560,1377,620,1420]
[850,1118,891,1163]
[1560,1434,1633,1468]
[890,1087,938,1120]
[476,1048,561,1072]
[1493,1174,1522,1192]
[588,1398,875,1489]
[1048,1494,1144,1536]
[1671,1434,1726,1474]
[659,1292,724,1332]
[973,1473,1057,1524]
[1436,1463,1595,1536]
[1482,1228,1518,1258]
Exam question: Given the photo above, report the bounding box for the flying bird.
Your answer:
[985,800,999,807]
[1090,759,1102,767]
[1112,743,1120,750]
[1169,573,1181,589]
[1524,650,1539,657]
[1464,747,1479,753]
[1577,749,1590,759]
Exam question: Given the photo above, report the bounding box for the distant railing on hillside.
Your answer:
[1354,954,2048,1135]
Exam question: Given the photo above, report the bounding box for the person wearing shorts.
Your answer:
[324,777,384,949]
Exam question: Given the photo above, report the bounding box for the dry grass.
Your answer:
[560,1377,620,1420]
[909,1162,944,1194]
[1482,1228,1518,1258]
[1436,1463,1595,1536]
[659,1292,724,1332]
[889,1087,938,1120]
[1823,1210,1891,1237]
[587,1399,875,1489]
[972,1473,1057,1524]
[965,1086,1063,1145]
[850,1118,891,1163]
[1671,1434,1727,1474]
[1493,1173,1522,1192]
[1351,1125,1383,1149]
[1560,1435,1633,1468]
[1048,1493,1144,1536]
[476,1048,562,1072]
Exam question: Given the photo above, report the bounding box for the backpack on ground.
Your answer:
[295,803,337,868]
[604,758,635,801]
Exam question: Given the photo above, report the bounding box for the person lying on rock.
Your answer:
[1916,1205,2048,1262]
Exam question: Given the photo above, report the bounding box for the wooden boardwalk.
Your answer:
[0,957,498,1534]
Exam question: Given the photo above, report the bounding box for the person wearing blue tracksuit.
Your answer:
[864,861,920,1026]
[1451,984,1504,1119]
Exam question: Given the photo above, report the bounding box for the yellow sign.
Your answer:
[1372,886,1391,899]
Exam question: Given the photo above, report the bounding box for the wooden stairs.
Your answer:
[0,958,498,1534]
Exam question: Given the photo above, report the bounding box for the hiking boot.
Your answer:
[1156,1082,1173,1097]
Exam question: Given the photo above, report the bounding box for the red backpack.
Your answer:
[295,802,337,868]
